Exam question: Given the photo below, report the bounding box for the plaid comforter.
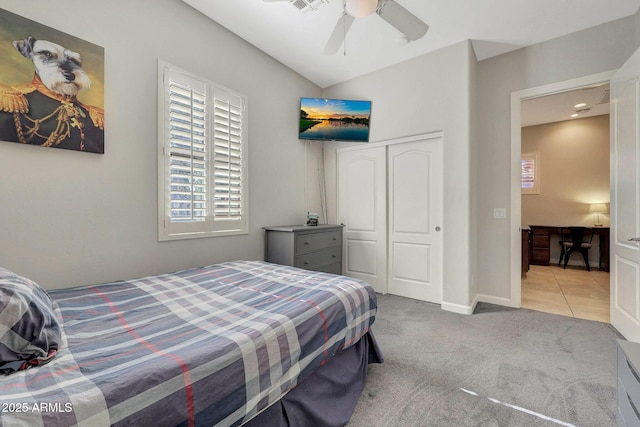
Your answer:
[0,261,377,427]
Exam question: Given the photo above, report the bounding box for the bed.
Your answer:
[0,260,382,426]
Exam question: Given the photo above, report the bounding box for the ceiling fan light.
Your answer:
[345,0,378,17]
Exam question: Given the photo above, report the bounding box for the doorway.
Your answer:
[510,71,615,320]
[519,85,611,322]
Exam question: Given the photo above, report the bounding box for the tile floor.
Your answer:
[521,264,610,323]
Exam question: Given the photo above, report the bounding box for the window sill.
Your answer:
[159,228,248,242]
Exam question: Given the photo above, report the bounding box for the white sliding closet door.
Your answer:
[337,146,388,293]
[387,139,443,303]
[337,134,443,302]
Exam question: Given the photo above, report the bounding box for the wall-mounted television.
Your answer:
[299,97,371,142]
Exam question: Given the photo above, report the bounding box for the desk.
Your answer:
[527,226,609,271]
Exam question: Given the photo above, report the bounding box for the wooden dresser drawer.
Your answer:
[532,248,549,261]
[529,226,551,266]
[617,340,640,426]
[295,231,342,254]
[263,224,344,274]
[316,263,341,275]
[295,247,341,270]
[532,235,549,246]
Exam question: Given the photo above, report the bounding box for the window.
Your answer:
[521,152,539,195]
[158,61,248,241]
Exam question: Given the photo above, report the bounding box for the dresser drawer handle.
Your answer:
[304,241,310,245]
[304,261,309,265]
[332,254,337,258]
[629,393,640,421]
[628,361,640,384]
[332,237,337,240]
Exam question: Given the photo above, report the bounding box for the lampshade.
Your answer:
[589,203,608,214]
[345,0,378,17]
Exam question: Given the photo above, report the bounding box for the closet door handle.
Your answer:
[629,237,640,242]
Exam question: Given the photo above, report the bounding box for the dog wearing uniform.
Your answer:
[0,37,104,153]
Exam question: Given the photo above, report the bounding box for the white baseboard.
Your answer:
[441,298,478,315]
[477,294,520,308]
[441,294,521,315]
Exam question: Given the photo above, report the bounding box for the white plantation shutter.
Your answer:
[213,89,244,223]
[521,159,535,188]
[158,62,248,240]
[521,152,539,194]
[169,78,207,223]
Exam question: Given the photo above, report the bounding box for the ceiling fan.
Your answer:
[263,0,429,55]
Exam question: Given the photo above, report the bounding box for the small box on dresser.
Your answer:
[617,339,640,426]
[263,224,344,274]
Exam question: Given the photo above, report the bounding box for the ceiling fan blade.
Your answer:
[323,13,355,55]
[377,0,428,41]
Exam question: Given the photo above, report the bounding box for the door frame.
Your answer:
[509,71,616,307]
[337,130,444,296]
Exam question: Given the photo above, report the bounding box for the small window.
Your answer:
[521,152,540,195]
[158,61,248,241]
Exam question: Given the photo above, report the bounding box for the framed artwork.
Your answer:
[0,8,104,154]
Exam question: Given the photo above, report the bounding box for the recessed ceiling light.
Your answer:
[571,113,579,118]
[574,103,587,108]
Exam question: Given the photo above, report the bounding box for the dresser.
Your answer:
[529,226,551,265]
[617,340,640,426]
[263,224,344,274]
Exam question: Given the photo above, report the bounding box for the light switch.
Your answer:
[493,208,507,219]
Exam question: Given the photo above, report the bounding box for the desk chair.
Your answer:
[558,228,572,266]
[561,227,593,271]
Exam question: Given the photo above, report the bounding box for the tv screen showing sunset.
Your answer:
[299,98,371,142]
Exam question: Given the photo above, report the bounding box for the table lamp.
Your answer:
[589,203,608,226]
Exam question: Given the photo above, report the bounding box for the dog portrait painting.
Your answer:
[0,8,104,154]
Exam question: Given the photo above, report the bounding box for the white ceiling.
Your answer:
[183,0,640,88]
[521,83,610,127]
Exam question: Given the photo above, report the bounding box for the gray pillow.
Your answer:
[0,268,61,374]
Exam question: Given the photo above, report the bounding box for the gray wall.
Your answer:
[0,0,322,289]
[322,41,475,312]
[468,41,479,304]
[476,17,637,301]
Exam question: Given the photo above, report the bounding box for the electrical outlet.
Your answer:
[493,208,507,219]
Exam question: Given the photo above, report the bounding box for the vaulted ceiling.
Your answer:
[183,0,640,88]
